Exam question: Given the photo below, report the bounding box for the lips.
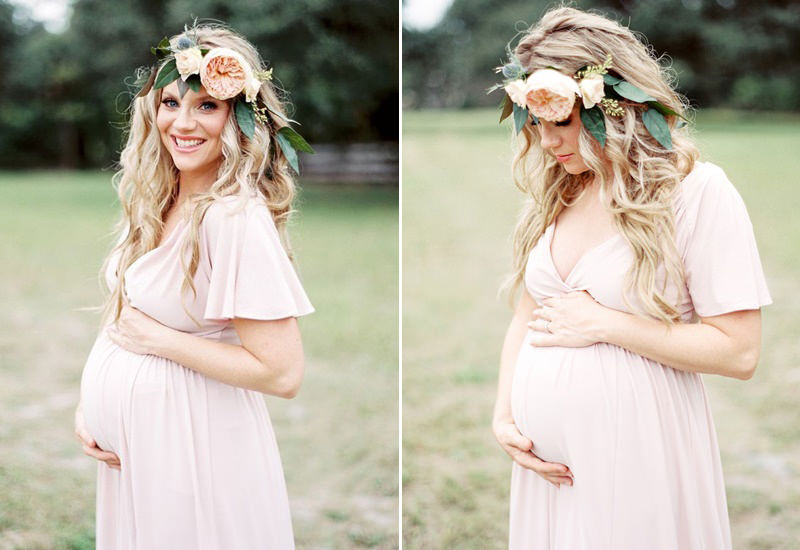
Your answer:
[171,135,207,151]
[555,153,573,163]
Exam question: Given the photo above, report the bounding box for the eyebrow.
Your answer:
[162,92,218,101]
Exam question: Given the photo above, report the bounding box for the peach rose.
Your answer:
[579,74,605,109]
[174,47,203,81]
[200,47,253,100]
[524,69,580,122]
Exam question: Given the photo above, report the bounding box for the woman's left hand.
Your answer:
[106,305,171,356]
[528,290,609,348]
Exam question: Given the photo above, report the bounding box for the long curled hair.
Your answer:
[505,7,699,323]
[100,23,297,325]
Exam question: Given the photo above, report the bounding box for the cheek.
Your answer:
[206,110,230,140]
[156,108,173,142]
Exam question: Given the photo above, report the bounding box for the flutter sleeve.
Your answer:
[676,162,772,317]
[202,197,314,321]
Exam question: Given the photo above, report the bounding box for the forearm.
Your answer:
[494,322,527,425]
[600,309,758,380]
[494,292,537,426]
[154,329,301,397]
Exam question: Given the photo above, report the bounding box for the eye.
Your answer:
[161,98,178,108]
[555,118,572,127]
[199,101,218,111]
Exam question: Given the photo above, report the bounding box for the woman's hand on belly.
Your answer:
[106,304,173,356]
[74,404,120,470]
[493,418,573,488]
[528,290,606,348]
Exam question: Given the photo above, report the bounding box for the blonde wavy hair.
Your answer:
[505,6,699,323]
[100,23,297,325]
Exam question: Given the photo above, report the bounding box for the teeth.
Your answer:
[175,137,204,148]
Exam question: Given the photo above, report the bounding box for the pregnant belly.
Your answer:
[79,331,180,454]
[511,335,627,465]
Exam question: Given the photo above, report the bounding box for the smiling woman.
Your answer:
[74,23,314,549]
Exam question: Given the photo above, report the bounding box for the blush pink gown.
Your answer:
[509,162,772,549]
[80,195,314,550]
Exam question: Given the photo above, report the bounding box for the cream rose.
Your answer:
[174,47,203,81]
[504,79,529,108]
[523,69,581,122]
[578,74,605,109]
[200,47,253,100]
[244,76,262,103]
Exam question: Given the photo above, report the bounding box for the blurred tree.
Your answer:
[0,0,398,168]
[403,0,800,111]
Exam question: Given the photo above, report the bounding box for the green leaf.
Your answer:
[266,104,298,125]
[154,59,180,90]
[185,74,201,93]
[235,100,256,140]
[613,81,655,103]
[642,108,672,149]
[512,103,528,134]
[499,94,513,123]
[275,131,300,174]
[647,101,688,121]
[151,36,170,58]
[603,74,622,86]
[277,126,314,153]
[580,105,606,147]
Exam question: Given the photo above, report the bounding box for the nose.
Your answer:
[538,123,561,150]
[173,102,197,132]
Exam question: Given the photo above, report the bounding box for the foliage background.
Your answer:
[0,0,399,168]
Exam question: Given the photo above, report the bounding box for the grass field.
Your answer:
[0,173,398,550]
[402,109,800,549]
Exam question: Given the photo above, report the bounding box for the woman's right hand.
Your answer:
[74,404,121,470]
[493,419,573,488]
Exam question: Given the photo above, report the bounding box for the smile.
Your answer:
[172,135,206,151]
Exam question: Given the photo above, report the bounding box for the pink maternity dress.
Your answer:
[509,162,772,549]
[80,195,313,549]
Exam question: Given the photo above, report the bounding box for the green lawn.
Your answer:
[0,173,398,550]
[402,108,800,549]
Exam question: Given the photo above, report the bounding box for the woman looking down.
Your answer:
[491,7,771,549]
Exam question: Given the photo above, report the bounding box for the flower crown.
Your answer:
[135,27,313,174]
[491,53,686,150]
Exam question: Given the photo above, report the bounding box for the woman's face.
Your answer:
[534,102,590,175]
[156,81,230,176]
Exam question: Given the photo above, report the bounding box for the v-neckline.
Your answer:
[546,222,621,285]
[129,217,188,270]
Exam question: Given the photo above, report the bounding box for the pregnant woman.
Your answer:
[73,24,313,549]
[491,7,771,549]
